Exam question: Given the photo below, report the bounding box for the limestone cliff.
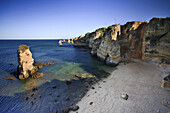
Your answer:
[89,28,106,48]
[71,17,170,68]
[96,24,121,65]
[73,35,88,47]
[119,22,148,60]
[143,17,170,67]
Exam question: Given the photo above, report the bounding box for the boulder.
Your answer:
[161,74,170,89]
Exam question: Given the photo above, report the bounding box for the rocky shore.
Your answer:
[67,17,170,112]
[69,17,170,87]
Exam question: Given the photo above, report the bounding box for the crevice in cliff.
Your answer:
[150,32,168,46]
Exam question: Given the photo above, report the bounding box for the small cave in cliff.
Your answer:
[104,54,109,63]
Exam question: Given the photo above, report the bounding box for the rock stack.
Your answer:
[67,39,71,43]
[17,45,43,80]
[58,40,63,46]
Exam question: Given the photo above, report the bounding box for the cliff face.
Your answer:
[96,24,121,65]
[143,18,170,66]
[73,35,88,47]
[71,17,170,67]
[91,37,102,56]
[89,28,106,48]
[119,22,148,60]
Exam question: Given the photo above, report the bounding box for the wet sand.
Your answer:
[71,62,170,113]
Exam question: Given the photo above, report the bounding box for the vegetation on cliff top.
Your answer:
[96,27,106,33]
[18,45,29,52]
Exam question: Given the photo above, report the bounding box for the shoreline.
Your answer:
[71,62,170,113]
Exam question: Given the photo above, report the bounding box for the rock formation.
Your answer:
[70,39,74,43]
[161,74,170,89]
[71,17,170,69]
[97,24,121,65]
[58,40,63,46]
[143,18,170,66]
[17,45,43,79]
[118,22,148,60]
[73,35,88,47]
[89,28,106,48]
[67,39,71,43]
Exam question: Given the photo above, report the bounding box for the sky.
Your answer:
[0,0,170,39]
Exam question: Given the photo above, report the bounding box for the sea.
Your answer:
[0,40,115,113]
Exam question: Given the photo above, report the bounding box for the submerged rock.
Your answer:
[66,97,70,101]
[32,87,38,91]
[61,107,70,113]
[9,63,14,65]
[35,61,56,69]
[6,77,16,80]
[52,86,57,89]
[70,105,79,111]
[66,79,71,84]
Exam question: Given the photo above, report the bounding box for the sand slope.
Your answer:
[71,63,170,113]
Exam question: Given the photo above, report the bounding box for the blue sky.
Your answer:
[0,0,169,39]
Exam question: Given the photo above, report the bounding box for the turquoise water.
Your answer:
[0,40,115,113]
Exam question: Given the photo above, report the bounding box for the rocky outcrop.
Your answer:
[67,39,71,43]
[58,40,63,46]
[96,24,121,65]
[71,17,170,67]
[89,28,106,48]
[91,37,102,56]
[143,18,170,67]
[73,35,89,47]
[17,45,43,79]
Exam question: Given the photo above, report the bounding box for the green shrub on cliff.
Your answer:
[18,45,29,53]
[96,27,106,33]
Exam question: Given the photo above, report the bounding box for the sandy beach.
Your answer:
[71,62,170,113]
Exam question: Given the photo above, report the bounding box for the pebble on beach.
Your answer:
[90,102,93,105]
[121,94,129,100]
